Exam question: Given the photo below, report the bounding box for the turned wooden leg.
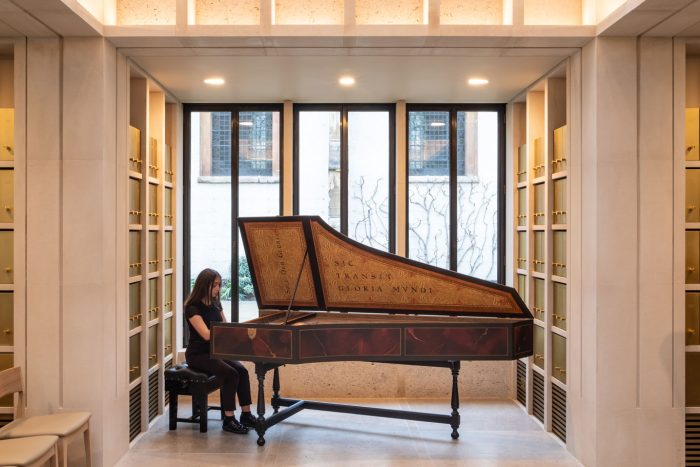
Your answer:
[272,366,281,414]
[450,361,461,440]
[255,364,268,446]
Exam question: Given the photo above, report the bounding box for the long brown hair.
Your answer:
[185,268,223,310]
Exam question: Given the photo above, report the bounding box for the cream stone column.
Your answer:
[572,36,683,467]
[25,37,62,413]
[24,36,127,466]
[60,37,126,466]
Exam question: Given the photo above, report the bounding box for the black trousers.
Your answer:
[186,351,252,412]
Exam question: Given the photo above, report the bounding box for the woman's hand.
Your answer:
[188,315,210,341]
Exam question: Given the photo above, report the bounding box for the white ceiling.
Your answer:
[127,47,573,103]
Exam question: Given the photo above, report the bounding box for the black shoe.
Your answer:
[239,412,257,428]
[222,416,249,434]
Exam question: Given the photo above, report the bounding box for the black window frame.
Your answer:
[183,103,284,331]
[406,103,506,283]
[293,103,396,253]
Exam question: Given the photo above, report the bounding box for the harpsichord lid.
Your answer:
[238,216,532,319]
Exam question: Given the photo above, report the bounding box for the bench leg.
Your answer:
[194,390,208,433]
[169,390,178,430]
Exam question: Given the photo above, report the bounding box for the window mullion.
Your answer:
[231,110,240,322]
[341,107,349,235]
[449,108,458,272]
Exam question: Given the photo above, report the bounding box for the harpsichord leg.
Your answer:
[450,361,461,440]
[254,364,268,446]
[272,366,281,414]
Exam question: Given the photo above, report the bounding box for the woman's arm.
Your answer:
[188,315,211,341]
[220,311,227,323]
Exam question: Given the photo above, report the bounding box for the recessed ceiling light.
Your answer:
[204,77,225,86]
[339,76,355,86]
[240,121,253,127]
[430,122,446,127]
[468,77,489,86]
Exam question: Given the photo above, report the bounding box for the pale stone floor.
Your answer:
[117,398,581,467]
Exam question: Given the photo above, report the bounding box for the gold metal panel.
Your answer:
[553,231,566,277]
[149,138,159,178]
[517,143,527,183]
[164,231,173,269]
[164,317,172,357]
[0,353,13,406]
[164,274,172,312]
[552,125,567,172]
[0,231,13,284]
[164,144,173,183]
[148,183,158,226]
[164,187,172,227]
[517,274,527,301]
[533,137,544,178]
[688,169,700,223]
[533,278,544,321]
[129,334,140,382]
[129,231,141,277]
[553,178,567,224]
[534,231,544,274]
[128,178,141,225]
[148,231,158,273]
[552,333,567,383]
[533,325,544,369]
[517,187,527,227]
[687,108,699,161]
[687,231,700,284]
[688,293,700,345]
[0,292,13,346]
[0,109,14,161]
[0,169,13,223]
[688,352,700,406]
[517,232,526,270]
[148,278,158,321]
[148,324,158,369]
[553,282,567,331]
[128,126,142,172]
[534,183,545,225]
[129,282,141,331]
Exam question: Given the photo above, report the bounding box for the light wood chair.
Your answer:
[0,435,59,466]
[0,367,91,467]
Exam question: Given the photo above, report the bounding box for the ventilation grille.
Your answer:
[552,383,566,442]
[129,385,141,442]
[687,413,700,466]
[516,360,527,407]
[164,360,173,407]
[148,371,159,422]
[533,371,544,423]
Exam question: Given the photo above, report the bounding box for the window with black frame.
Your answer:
[185,105,282,325]
[407,105,504,282]
[294,104,395,252]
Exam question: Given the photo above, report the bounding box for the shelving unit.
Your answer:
[685,54,700,466]
[128,69,177,442]
[0,51,14,423]
[513,68,569,444]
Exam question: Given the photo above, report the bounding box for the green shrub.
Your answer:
[187,258,256,302]
[238,257,255,301]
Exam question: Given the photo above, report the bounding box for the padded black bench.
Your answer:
[164,363,224,433]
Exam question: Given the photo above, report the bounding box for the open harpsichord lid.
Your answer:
[238,216,533,319]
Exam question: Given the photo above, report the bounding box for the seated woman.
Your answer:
[185,268,256,434]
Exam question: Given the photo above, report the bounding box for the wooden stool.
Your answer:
[164,363,224,433]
